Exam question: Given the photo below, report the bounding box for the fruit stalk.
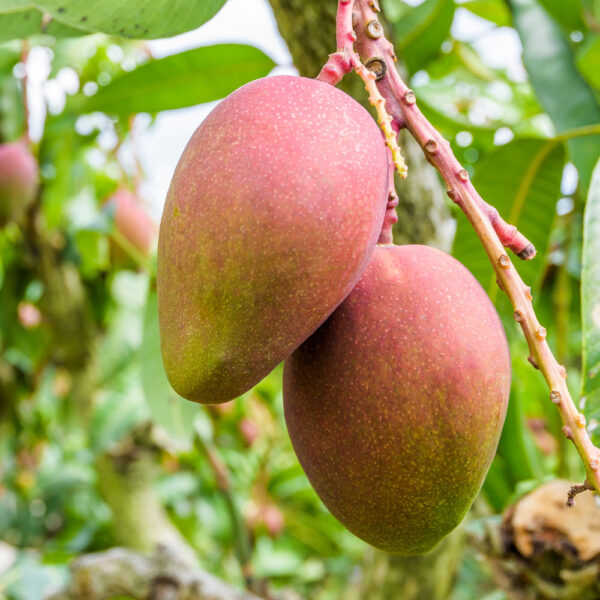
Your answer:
[321,0,600,496]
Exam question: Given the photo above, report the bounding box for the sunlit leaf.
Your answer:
[581,158,600,416]
[0,7,86,41]
[0,9,43,42]
[31,0,227,39]
[0,1,34,10]
[393,0,455,73]
[452,137,564,292]
[461,0,512,26]
[510,0,600,193]
[82,44,275,116]
[537,0,585,30]
[577,35,600,91]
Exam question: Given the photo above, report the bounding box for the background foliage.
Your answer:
[0,0,600,598]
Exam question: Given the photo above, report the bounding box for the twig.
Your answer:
[194,426,255,590]
[567,481,594,507]
[321,0,600,497]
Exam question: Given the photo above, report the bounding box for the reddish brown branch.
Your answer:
[319,0,600,498]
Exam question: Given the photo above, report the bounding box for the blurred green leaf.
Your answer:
[0,73,26,140]
[141,287,198,445]
[496,386,544,486]
[5,553,67,600]
[253,536,304,578]
[74,230,110,278]
[31,0,226,39]
[452,137,564,291]
[82,44,275,116]
[0,9,42,41]
[577,35,600,90]
[510,0,600,193]
[0,7,86,41]
[482,456,513,511]
[461,0,511,26]
[581,158,600,411]
[537,0,585,30]
[39,115,78,229]
[417,94,496,146]
[393,0,455,73]
[44,18,88,37]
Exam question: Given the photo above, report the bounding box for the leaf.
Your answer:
[461,0,512,26]
[581,158,600,409]
[482,455,514,511]
[31,0,227,39]
[0,9,42,41]
[0,1,35,11]
[39,114,78,228]
[537,0,585,30]
[577,34,600,91]
[82,44,276,117]
[140,287,198,446]
[509,0,600,193]
[452,138,565,292]
[495,359,545,485]
[0,7,86,41]
[393,0,455,73]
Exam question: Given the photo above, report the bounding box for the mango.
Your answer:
[284,244,511,554]
[157,75,389,404]
[105,189,157,267]
[0,142,38,227]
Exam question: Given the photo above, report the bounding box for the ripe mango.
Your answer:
[284,244,511,554]
[105,189,157,267]
[158,76,389,403]
[0,142,38,226]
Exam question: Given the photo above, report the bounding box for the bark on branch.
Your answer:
[46,546,264,600]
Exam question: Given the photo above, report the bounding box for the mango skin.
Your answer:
[105,189,157,267]
[0,142,38,227]
[158,75,389,404]
[284,244,511,554]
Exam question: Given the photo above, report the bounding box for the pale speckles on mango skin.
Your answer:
[283,244,511,554]
[157,75,389,404]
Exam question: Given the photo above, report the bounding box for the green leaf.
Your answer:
[0,9,42,41]
[31,0,227,39]
[537,0,585,30]
[495,359,545,485]
[141,287,198,446]
[44,17,88,37]
[577,34,600,91]
[482,455,514,511]
[0,1,35,11]
[510,0,600,193]
[0,7,86,41]
[452,138,565,292]
[39,114,78,228]
[581,158,600,409]
[461,0,512,26]
[82,44,276,117]
[393,0,455,73]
